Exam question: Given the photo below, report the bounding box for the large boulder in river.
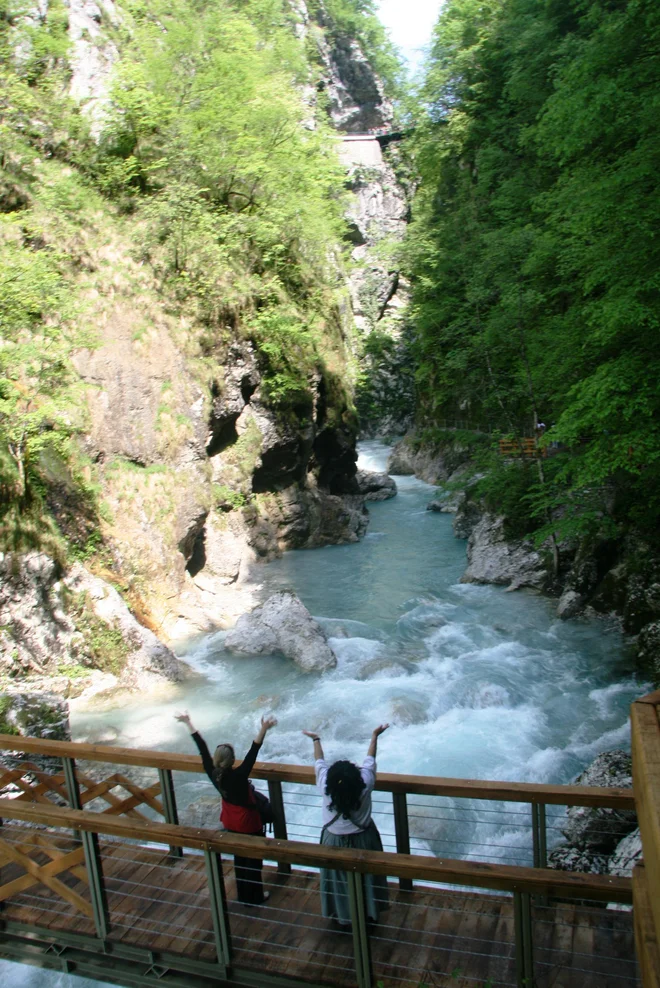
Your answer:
[608,827,643,877]
[558,750,637,852]
[356,469,397,501]
[224,591,337,672]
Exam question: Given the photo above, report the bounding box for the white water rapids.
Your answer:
[0,441,644,987]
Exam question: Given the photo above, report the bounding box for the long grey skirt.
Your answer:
[320,821,389,925]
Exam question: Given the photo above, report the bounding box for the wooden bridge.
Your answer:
[0,690,657,988]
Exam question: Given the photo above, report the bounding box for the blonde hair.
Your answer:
[213,743,234,772]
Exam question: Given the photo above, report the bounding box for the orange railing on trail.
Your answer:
[499,437,546,457]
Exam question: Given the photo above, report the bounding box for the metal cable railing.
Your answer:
[0,811,638,988]
[0,735,639,988]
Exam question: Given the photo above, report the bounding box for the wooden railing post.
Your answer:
[158,768,182,858]
[267,779,291,876]
[204,849,232,976]
[347,870,372,988]
[392,792,413,891]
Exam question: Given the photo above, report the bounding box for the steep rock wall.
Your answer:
[294,1,415,438]
[3,0,399,652]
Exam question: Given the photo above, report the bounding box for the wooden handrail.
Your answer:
[632,692,660,986]
[0,734,635,809]
[0,797,632,903]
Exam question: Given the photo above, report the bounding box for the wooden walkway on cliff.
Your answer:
[0,691,657,988]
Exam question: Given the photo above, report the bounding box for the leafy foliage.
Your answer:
[0,3,105,556]
[1,0,404,562]
[407,0,660,542]
[0,696,19,736]
[83,0,366,414]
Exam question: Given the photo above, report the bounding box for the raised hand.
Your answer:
[302,730,320,739]
[372,724,390,737]
[174,711,192,724]
[261,716,278,731]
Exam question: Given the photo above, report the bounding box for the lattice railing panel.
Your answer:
[0,829,92,919]
[0,761,165,822]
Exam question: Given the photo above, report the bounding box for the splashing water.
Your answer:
[3,441,644,987]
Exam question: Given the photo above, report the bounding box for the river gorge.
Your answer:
[0,441,646,988]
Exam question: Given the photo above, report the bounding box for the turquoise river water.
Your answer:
[0,441,645,987]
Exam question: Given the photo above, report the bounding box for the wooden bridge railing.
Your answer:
[0,795,634,988]
[632,689,660,988]
[0,732,636,885]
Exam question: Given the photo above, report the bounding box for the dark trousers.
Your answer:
[234,853,265,904]
[228,829,265,904]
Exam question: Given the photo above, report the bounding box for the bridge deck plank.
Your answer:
[0,826,637,988]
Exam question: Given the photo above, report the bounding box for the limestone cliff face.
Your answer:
[344,146,415,437]
[291,0,393,134]
[292,0,416,438]
[68,271,365,638]
[65,0,120,133]
[4,0,403,657]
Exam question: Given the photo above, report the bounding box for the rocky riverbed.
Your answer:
[388,434,660,685]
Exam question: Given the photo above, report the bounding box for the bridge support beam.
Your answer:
[62,755,110,939]
[347,871,372,988]
[532,802,547,869]
[83,830,110,941]
[268,779,291,876]
[392,792,413,892]
[158,768,183,858]
[514,890,534,988]
[204,850,232,976]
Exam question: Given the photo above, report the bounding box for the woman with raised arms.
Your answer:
[176,711,277,906]
[302,724,390,926]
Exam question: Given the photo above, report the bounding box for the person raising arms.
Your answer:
[175,711,277,906]
[302,724,390,927]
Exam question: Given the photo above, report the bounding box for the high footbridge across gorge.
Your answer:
[0,691,659,988]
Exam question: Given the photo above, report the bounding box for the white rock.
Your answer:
[224,616,279,655]
[224,592,336,672]
[557,589,584,620]
[608,828,642,877]
[461,514,551,591]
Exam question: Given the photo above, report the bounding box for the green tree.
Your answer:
[0,235,90,510]
[406,0,660,542]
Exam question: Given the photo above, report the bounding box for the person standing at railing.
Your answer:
[175,711,277,907]
[302,725,390,928]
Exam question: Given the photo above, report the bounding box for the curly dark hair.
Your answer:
[326,760,366,820]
